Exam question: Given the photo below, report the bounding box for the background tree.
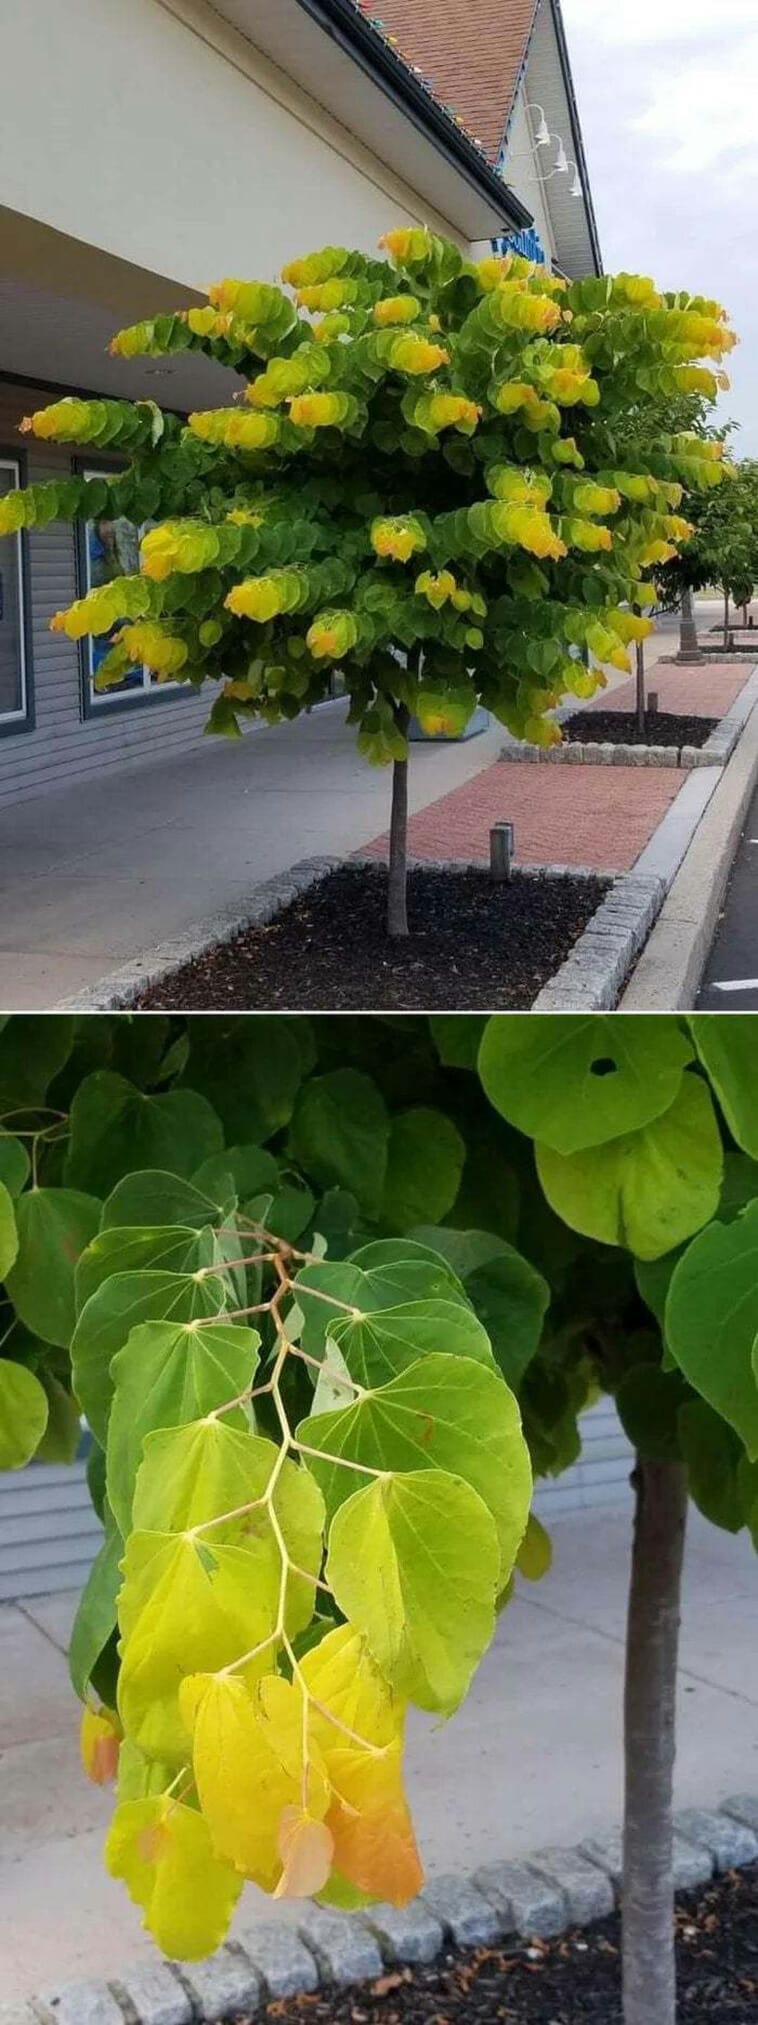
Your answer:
[658,456,758,652]
[1,233,733,935]
[1,1012,756,2021]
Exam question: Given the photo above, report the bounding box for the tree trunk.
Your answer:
[723,586,730,652]
[387,704,410,939]
[678,586,699,660]
[622,1457,688,2025]
[635,640,646,736]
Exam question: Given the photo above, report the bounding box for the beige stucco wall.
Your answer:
[0,0,460,294]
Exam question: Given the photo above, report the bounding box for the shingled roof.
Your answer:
[354,0,538,164]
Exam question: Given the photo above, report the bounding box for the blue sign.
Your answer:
[491,225,546,266]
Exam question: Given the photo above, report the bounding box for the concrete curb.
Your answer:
[621,666,758,1008]
[500,664,758,771]
[20,1795,758,2025]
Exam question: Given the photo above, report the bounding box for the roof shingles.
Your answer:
[349,0,537,163]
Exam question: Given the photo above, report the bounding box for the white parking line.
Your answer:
[709,978,758,993]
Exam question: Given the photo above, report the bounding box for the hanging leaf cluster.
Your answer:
[1,229,735,752]
[2,1011,757,1959]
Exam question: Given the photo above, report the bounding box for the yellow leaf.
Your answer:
[118,1532,281,1761]
[105,1795,241,1959]
[182,1670,329,1892]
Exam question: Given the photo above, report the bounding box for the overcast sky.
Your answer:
[560,0,758,454]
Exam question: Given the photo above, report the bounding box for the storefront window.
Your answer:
[81,475,153,706]
[0,460,29,727]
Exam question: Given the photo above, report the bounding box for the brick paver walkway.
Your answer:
[364,762,682,873]
[363,659,754,874]
[594,661,750,716]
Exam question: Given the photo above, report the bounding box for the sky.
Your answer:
[560,0,758,453]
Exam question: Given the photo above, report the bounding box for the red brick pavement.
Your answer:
[365,762,682,873]
[594,661,750,716]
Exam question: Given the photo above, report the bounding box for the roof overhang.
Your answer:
[210,0,533,240]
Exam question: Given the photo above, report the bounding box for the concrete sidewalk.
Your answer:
[0,702,507,1011]
[1,1505,756,2006]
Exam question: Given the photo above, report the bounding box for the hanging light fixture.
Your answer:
[554,139,568,174]
[524,100,551,146]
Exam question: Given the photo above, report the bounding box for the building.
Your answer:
[0,0,599,810]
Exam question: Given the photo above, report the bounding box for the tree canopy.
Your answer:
[1,230,734,754]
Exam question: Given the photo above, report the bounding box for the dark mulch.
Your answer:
[252,1867,758,2025]
[134,864,610,1012]
[563,710,719,749]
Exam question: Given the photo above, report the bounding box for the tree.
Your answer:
[0,234,733,935]
[658,457,758,652]
[1,1011,756,2023]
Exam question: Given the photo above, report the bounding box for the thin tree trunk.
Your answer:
[678,586,699,659]
[387,704,410,939]
[723,586,730,651]
[635,640,646,736]
[622,1457,688,2025]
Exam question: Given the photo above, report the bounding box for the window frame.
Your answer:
[0,447,34,738]
[73,456,193,722]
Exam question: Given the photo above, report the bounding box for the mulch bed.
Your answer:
[134,864,610,1012]
[563,710,719,749]
[254,1867,758,2025]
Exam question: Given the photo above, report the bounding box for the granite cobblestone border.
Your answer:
[9,1796,757,2025]
[500,660,758,770]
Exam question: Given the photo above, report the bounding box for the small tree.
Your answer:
[1,233,733,935]
[659,456,758,652]
[0,1011,756,2023]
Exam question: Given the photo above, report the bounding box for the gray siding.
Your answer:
[0,379,208,808]
[0,1457,103,1601]
[0,1402,633,1601]
[533,1398,633,1518]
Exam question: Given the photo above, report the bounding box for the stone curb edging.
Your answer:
[12,1795,758,2025]
[621,665,758,1008]
[500,663,758,771]
[532,869,666,1010]
[53,854,618,1014]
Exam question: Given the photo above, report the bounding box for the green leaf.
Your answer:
[6,1189,101,1345]
[106,1318,260,1535]
[102,1170,227,1230]
[289,1070,389,1213]
[411,1226,549,1388]
[690,1015,758,1156]
[192,1145,279,1205]
[69,1517,123,1700]
[615,1364,688,1462]
[293,1241,470,1358]
[35,1373,83,1464]
[329,1297,494,1386]
[535,1075,723,1260]
[429,1015,487,1069]
[71,1266,231,1445]
[0,1358,48,1467]
[678,1398,746,1532]
[76,1223,218,1311]
[183,1017,306,1141]
[299,1351,531,1580]
[65,1072,223,1196]
[478,1013,693,1154]
[0,1179,18,1278]
[380,1108,465,1229]
[0,1016,75,1110]
[0,1134,30,1196]
[666,1202,758,1458]
[327,1468,501,1713]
